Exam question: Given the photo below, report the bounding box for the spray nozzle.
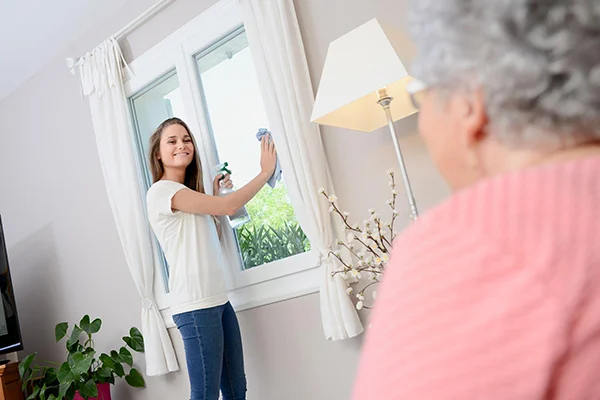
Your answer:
[214,162,232,180]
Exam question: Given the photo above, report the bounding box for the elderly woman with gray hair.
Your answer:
[353,1,600,399]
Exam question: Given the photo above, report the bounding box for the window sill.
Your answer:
[160,264,320,329]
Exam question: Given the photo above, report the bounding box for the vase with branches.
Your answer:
[319,170,399,310]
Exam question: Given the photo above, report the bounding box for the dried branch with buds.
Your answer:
[319,170,399,310]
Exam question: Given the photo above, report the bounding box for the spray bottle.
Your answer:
[213,162,251,228]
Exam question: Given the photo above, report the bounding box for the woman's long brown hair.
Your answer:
[148,117,205,193]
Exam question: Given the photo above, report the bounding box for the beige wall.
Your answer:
[0,0,448,399]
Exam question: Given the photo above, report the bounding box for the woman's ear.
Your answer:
[463,88,488,149]
[462,88,489,171]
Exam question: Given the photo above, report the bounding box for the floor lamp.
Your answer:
[311,18,420,221]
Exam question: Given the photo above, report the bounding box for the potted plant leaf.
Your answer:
[19,315,145,400]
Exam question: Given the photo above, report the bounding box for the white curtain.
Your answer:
[75,38,179,376]
[240,0,364,340]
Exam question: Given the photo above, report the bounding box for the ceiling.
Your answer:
[0,0,130,102]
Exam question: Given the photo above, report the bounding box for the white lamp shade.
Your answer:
[311,18,418,132]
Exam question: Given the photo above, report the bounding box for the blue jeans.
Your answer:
[173,302,247,400]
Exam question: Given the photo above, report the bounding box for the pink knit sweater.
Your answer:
[353,156,600,400]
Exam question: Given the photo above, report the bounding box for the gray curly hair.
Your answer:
[410,0,600,149]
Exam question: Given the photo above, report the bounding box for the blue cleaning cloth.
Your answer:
[256,128,282,188]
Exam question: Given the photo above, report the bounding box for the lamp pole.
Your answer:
[377,88,419,221]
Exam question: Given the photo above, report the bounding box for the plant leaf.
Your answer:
[98,367,113,379]
[67,326,83,348]
[79,315,91,335]
[67,352,77,366]
[55,323,68,342]
[80,379,98,399]
[40,383,47,400]
[84,347,95,357]
[110,351,125,376]
[113,362,125,378]
[19,353,36,378]
[124,328,144,352]
[99,353,116,369]
[26,386,40,400]
[110,350,121,363]
[90,318,102,334]
[57,362,74,384]
[67,341,83,355]
[119,347,133,367]
[73,353,94,376]
[70,352,84,364]
[125,368,145,388]
[45,367,57,383]
[65,384,77,400]
[59,382,71,398]
[123,336,144,353]
[130,327,143,343]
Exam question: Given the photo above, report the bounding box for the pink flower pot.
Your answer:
[73,383,111,400]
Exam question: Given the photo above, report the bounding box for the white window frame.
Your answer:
[124,0,319,326]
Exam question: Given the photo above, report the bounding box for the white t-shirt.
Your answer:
[146,180,228,315]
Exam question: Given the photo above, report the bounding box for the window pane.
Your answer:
[129,71,185,284]
[130,71,186,182]
[196,29,310,270]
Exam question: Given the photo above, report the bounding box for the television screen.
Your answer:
[0,216,23,355]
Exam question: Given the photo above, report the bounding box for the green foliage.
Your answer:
[124,369,145,388]
[55,324,68,343]
[237,223,310,269]
[123,328,144,353]
[244,184,298,229]
[19,315,145,400]
[237,183,310,269]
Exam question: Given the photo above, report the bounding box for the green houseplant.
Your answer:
[19,315,145,400]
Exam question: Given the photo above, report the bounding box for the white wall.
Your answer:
[0,0,448,399]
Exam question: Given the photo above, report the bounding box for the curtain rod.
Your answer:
[113,0,175,40]
[66,0,176,73]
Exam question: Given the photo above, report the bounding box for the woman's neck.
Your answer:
[484,140,600,175]
[161,167,186,184]
[531,142,600,167]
